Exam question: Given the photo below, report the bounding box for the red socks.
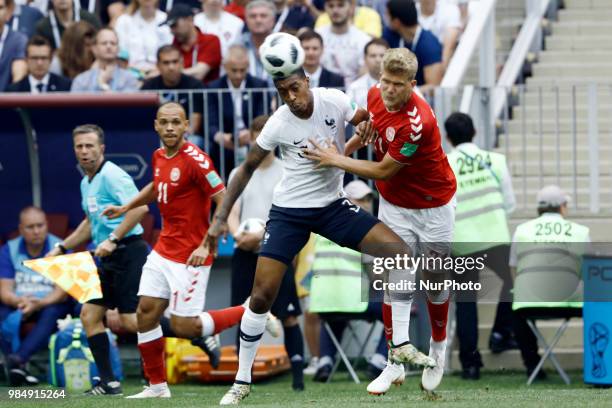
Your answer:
[209,305,245,334]
[426,298,450,342]
[382,303,393,344]
[138,337,166,384]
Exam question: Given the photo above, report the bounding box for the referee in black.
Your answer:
[47,125,149,395]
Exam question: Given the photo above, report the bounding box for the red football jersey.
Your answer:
[173,28,222,84]
[152,142,225,264]
[368,85,456,209]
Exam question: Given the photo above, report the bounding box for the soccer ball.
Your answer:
[259,32,305,80]
[236,218,266,236]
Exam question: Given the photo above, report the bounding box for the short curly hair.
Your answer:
[382,48,418,81]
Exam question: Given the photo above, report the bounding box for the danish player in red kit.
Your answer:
[104,103,249,398]
[304,48,457,395]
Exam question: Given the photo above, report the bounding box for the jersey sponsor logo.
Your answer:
[400,142,418,157]
[407,106,418,118]
[198,161,210,170]
[206,171,222,188]
[386,127,396,142]
[410,133,422,142]
[293,138,304,145]
[170,167,181,182]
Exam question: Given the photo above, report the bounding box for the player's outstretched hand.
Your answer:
[204,216,228,258]
[302,139,340,168]
[102,205,127,219]
[187,245,209,266]
[356,120,378,146]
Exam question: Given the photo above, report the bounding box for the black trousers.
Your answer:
[512,307,582,370]
[455,244,514,369]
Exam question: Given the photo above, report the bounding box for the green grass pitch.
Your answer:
[0,371,610,407]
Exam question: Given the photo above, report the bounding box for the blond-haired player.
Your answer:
[305,48,457,395]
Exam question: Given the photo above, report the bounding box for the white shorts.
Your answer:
[138,250,211,317]
[378,195,456,257]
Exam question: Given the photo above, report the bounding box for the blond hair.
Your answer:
[382,48,418,81]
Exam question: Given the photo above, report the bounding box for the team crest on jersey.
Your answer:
[170,167,181,182]
[386,127,396,142]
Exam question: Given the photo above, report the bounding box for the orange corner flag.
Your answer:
[23,252,102,303]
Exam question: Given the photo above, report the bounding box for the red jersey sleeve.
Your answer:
[387,105,432,165]
[185,148,225,197]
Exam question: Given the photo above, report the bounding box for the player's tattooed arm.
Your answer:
[216,144,269,220]
[205,144,270,257]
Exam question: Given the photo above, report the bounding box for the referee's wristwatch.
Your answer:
[108,233,119,244]
[54,242,67,254]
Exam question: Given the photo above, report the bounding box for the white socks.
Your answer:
[430,337,447,352]
[235,307,268,384]
[391,301,412,345]
[137,325,163,344]
[199,312,215,337]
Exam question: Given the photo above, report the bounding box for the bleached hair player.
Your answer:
[303,47,457,397]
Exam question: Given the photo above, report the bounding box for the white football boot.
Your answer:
[125,384,171,399]
[366,358,405,395]
[421,338,446,392]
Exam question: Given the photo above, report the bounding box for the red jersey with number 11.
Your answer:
[152,142,225,264]
[368,85,456,209]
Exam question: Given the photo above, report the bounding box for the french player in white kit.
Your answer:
[206,60,437,405]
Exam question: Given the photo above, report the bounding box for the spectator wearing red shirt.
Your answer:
[165,3,221,84]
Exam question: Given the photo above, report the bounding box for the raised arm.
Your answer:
[204,144,271,256]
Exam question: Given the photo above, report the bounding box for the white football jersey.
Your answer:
[257,87,358,208]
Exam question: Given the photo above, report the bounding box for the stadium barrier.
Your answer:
[1,82,609,236]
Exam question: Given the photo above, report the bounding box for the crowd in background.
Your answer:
[0,0,470,171]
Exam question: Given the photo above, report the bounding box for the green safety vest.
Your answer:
[308,235,369,313]
[448,144,511,255]
[512,213,590,311]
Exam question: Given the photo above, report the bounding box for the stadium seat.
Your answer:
[522,308,582,385]
[46,213,69,238]
[318,313,378,384]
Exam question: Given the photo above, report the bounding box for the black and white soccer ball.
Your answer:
[259,32,305,80]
